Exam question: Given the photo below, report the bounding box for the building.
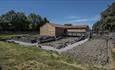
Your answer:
[40,23,90,37]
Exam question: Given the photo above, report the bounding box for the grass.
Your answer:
[112,49,115,61]
[0,41,83,70]
[0,34,40,39]
[0,34,17,39]
[111,43,115,70]
[0,34,106,70]
[0,42,107,70]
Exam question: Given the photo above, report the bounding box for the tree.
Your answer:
[27,13,44,32]
[1,10,17,31]
[43,17,49,23]
[93,2,115,31]
[36,17,49,31]
[0,10,30,31]
[0,10,49,32]
[0,16,3,31]
[16,12,29,31]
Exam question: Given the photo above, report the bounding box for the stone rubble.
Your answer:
[62,39,110,66]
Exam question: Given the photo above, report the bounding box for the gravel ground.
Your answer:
[7,38,89,53]
[41,37,80,49]
[11,35,85,49]
[12,35,39,43]
[62,39,110,66]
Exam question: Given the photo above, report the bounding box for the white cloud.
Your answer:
[66,15,100,23]
[67,18,95,23]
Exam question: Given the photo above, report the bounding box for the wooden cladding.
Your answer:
[40,23,89,36]
[40,23,56,36]
[67,29,86,32]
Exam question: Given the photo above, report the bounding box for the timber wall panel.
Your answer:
[40,24,55,36]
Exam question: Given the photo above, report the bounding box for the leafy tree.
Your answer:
[0,10,29,31]
[16,12,29,31]
[43,17,49,23]
[0,10,49,33]
[1,10,17,31]
[93,2,115,31]
[28,13,44,32]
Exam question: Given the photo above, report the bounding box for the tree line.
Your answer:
[0,10,49,33]
[93,2,115,32]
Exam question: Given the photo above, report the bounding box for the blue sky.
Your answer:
[0,0,114,28]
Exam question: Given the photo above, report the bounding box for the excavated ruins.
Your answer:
[62,39,112,66]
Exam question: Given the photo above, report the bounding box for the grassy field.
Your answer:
[0,34,106,70]
[0,34,18,39]
[0,41,107,70]
[0,34,40,39]
[0,41,80,70]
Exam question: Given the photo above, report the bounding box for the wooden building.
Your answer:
[40,23,89,37]
[65,25,89,36]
